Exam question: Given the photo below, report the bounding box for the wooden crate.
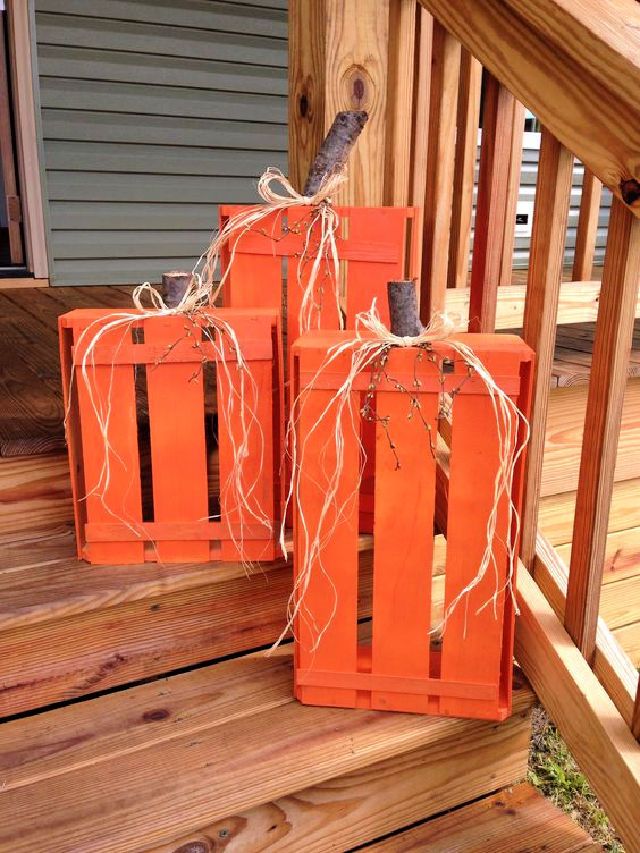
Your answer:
[291,331,534,720]
[59,308,282,565]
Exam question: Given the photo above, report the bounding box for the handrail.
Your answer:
[417,0,640,216]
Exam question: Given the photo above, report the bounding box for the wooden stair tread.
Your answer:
[0,649,535,852]
[365,782,601,851]
[551,320,640,387]
[0,526,378,631]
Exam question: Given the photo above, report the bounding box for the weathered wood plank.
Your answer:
[520,130,573,566]
[565,200,640,658]
[499,100,525,286]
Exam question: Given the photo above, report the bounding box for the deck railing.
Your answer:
[290,1,640,847]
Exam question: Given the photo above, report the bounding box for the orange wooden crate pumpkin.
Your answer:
[59,308,282,565]
[219,204,420,530]
[219,205,421,351]
[291,331,534,720]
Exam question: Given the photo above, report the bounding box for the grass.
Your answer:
[528,706,624,852]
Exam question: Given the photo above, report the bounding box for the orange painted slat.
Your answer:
[344,208,409,325]
[294,385,361,709]
[73,321,144,565]
[217,353,277,563]
[371,356,439,712]
[440,391,511,719]
[144,316,209,563]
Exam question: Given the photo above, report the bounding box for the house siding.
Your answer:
[34,0,288,285]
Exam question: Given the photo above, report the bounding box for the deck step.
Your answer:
[0,524,450,716]
[363,783,601,851]
[0,648,535,852]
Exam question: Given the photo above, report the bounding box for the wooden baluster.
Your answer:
[447,49,482,289]
[499,100,525,286]
[420,20,460,320]
[565,198,640,659]
[467,74,514,332]
[564,200,640,656]
[519,130,573,569]
[384,0,417,205]
[410,7,433,208]
[572,167,603,281]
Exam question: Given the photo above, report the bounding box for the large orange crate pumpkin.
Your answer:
[291,331,534,720]
[59,308,282,565]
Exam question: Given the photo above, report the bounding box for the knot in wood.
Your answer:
[620,177,640,206]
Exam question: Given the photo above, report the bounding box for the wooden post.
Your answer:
[467,74,514,332]
[565,198,640,660]
[572,168,602,281]
[420,20,460,320]
[410,8,433,209]
[519,130,573,570]
[447,49,482,290]
[289,0,389,206]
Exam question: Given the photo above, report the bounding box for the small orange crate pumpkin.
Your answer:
[291,331,534,720]
[59,308,282,565]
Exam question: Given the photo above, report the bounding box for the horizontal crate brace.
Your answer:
[298,370,522,396]
[296,668,498,701]
[85,521,273,542]
[72,340,272,365]
[227,236,403,264]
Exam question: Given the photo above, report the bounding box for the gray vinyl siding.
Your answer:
[34,0,288,286]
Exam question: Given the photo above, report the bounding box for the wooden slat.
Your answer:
[144,317,209,563]
[515,566,640,853]
[420,20,460,319]
[565,199,640,658]
[384,0,416,205]
[499,100,525,286]
[371,386,438,713]
[0,13,23,264]
[467,74,514,333]
[633,684,640,742]
[366,783,601,852]
[572,168,603,281]
[417,0,640,216]
[295,388,360,708]
[519,130,574,567]
[447,48,482,289]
